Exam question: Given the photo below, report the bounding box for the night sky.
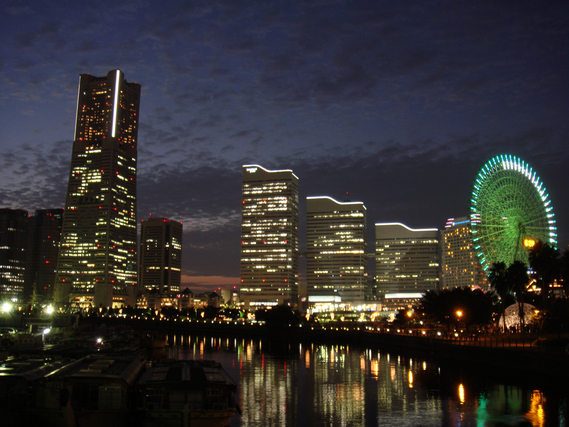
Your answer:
[1,1,568,292]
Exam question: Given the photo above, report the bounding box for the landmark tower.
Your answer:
[55,70,140,309]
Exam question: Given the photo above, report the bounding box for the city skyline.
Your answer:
[1,1,568,292]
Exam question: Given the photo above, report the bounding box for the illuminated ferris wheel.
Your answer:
[470,154,557,273]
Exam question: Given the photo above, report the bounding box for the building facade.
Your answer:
[306,196,367,306]
[375,223,439,297]
[139,217,183,293]
[26,209,64,304]
[55,70,140,309]
[440,217,486,290]
[0,209,28,304]
[240,165,299,308]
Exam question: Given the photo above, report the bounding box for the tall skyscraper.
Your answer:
[139,217,183,293]
[0,209,28,304]
[440,217,486,290]
[55,70,140,309]
[375,223,439,296]
[26,209,64,304]
[306,196,367,306]
[240,165,299,308]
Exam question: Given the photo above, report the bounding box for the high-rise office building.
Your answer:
[0,209,28,304]
[375,223,439,296]
[440,217,486,290]
[306,196,367,306]
[55,70,140,309]
[240,165,299,307]
[139,217,183,293]
[26,209,64,304]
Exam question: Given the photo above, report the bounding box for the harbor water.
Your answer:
[161,333,569,427]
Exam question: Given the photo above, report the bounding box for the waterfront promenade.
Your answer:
[76,316,569,380]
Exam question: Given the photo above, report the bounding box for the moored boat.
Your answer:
[37,353,147,427]
[133,359,239,427]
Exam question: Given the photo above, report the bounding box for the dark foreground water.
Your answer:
[161,333,569,427]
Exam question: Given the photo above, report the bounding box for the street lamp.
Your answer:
[456,310,463,335]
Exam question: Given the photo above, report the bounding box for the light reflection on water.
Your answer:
[162,334,567,427]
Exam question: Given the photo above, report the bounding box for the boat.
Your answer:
[36,353,147,427]
[0,355,78,426]
[133,359,239,427]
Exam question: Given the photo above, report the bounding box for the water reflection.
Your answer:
[162,333,567,426]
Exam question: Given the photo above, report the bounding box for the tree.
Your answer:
[418,287,495,330]
[488,262,510,331]
[560,247,569,297]
[255,304,301,327]
[529,241,560,308]
[506,260,530,331]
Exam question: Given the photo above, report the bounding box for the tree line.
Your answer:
[416,241,569,334]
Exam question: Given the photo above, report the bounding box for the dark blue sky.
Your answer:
[1,0,568,291]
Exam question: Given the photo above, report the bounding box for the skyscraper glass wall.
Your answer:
[140,217,183,293]
[0,209,28,304]
[440,217,486,290]
[306,196,367,306]
[375,223,439,296]
[240,165,299,307]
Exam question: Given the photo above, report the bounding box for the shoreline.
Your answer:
[84,317,569,380]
